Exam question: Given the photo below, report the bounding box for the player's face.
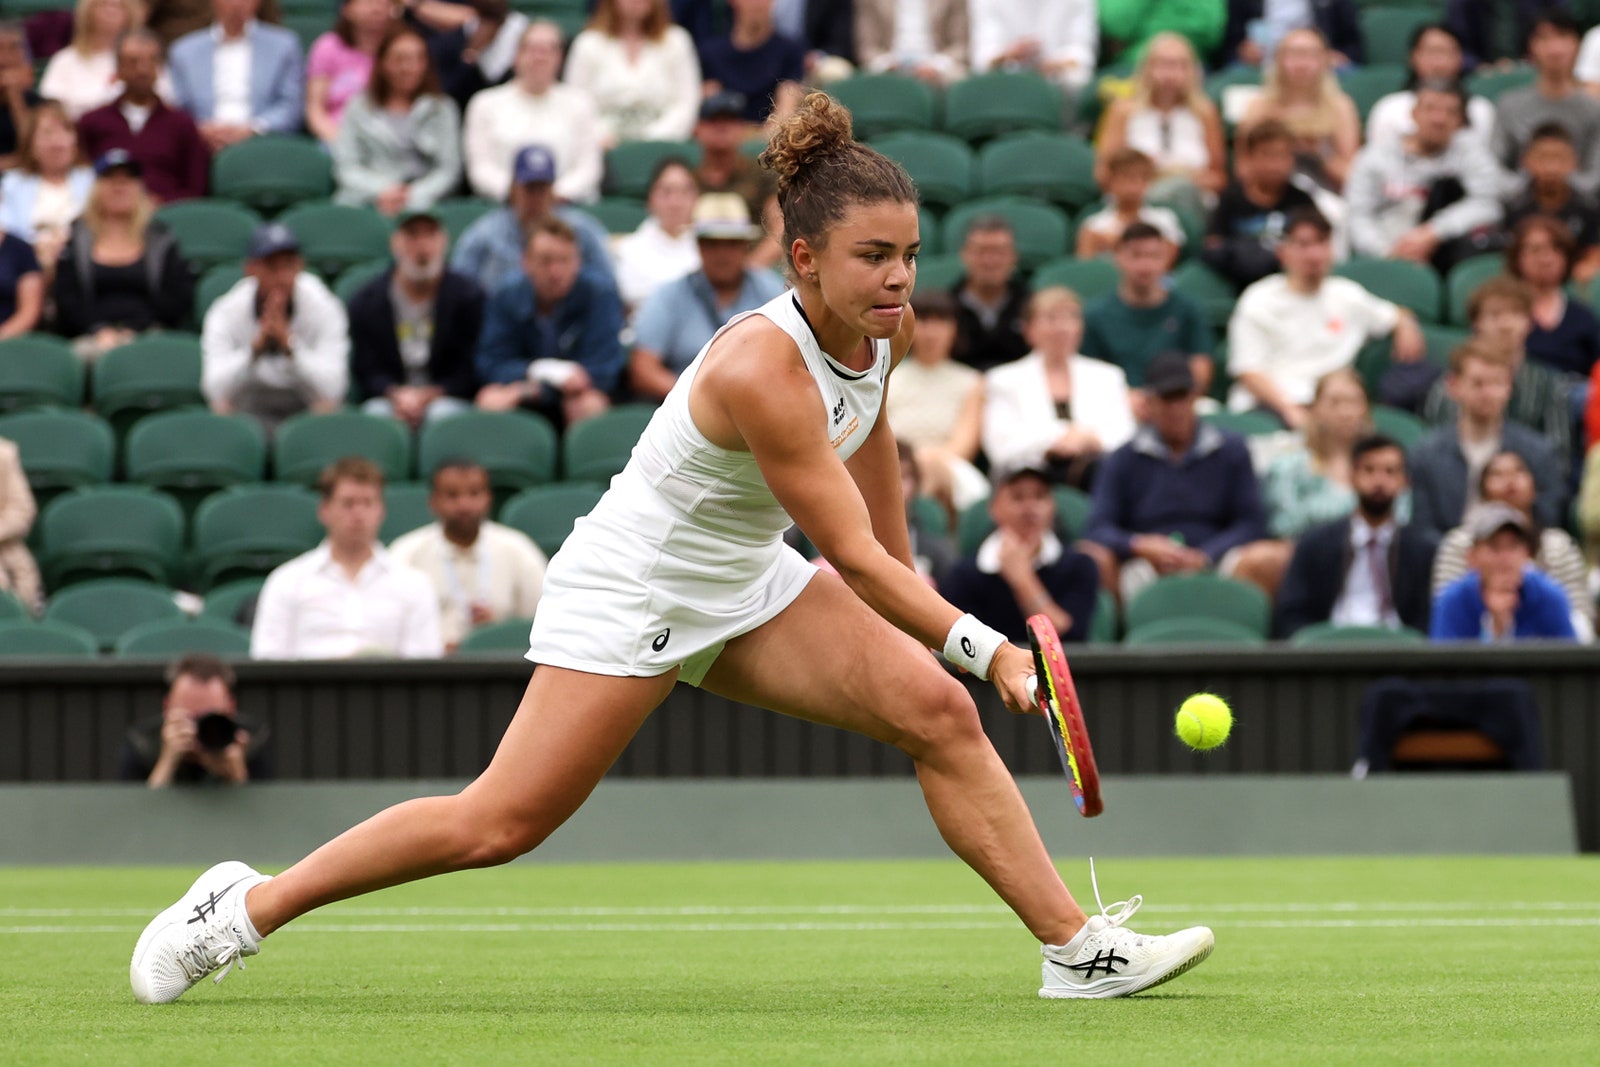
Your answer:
[1411,28,1463,81]
[990,475,1055,539]
[432,467,492,541]
[1277,225,1332,285]
[319,479,385,549]
[524,232,581,300]
[1473,297,1532,351]
[1449,358,1514,422]
[810,198,918,340]
[1351,446,1406,516]
[1115,236,1167,291]
[1482,453,1536,512]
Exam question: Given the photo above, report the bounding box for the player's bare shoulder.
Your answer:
[690,312,821,451]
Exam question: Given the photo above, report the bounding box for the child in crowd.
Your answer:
[1201,118,1317,289]
[1074,147,1184,264]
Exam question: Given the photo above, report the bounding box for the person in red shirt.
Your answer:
[76,29,208,203]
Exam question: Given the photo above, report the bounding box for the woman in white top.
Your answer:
[1367,24,1495,151]
[1095,33,1226,218]
[564,0,700,148]
[1240,27,1361,193]
[129,91,1213,1008]
[38,0,171,119]
[0,102,94,279]
[982,286,1136,490]
[885,289,986,514]
[612,156,700,312]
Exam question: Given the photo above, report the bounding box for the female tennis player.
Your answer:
[130,94,1213,1003]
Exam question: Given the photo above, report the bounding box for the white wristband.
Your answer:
[943,614,1006,680]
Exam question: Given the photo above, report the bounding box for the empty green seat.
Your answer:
[277,202,395,278]
[911,253,964,291]
[381,481,435,543]
[943,72,1062,142]
[153,199,261,271]
[0,334,83,413]
[1289,622,1428,647]
[1031,256,1119,300]
[1202,409,1284,437]
[1465,65,1535,102]
[211,135,333,213]
[201,576,266,626]
[1089,588,1119,644]
[456,617,536,654]
[1336,64,1407,122]
[91,333,204,437]
[1445,254,1504,326]
[500,483,605,555]
[1421,323,1472,367]
[0,619,100,658]
[1358,10,1434,68]
[583,197,649,235]
[1170,260,1237,329]
[43,578,182,651]
[1371,405,1428,449]
[1123,616,1265,646]
[976,133,1098,210]
[942,198,1071,272]
[191,484,322,590]
[417,410,559,490]
[830,72,937,137]
[1333,258,1442,323]
[1125,574,1272,637]
[603,140,702,199]
[333,258,392,304]
[563,404,655,483]
[124,409,267,510]
[38,486,185,588]
[0,409,115,504]
[272,411,412,485]
[869,131,975,210]
[115,617,252,657]
[196,264,245,322]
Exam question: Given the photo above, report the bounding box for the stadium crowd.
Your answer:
[5,0,1600,656]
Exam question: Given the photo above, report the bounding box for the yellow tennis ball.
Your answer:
[1175,693,1232,751]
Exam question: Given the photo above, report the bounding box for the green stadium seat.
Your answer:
[153,199,261,271]
[277,202,395,278]
[1371,405,1428,449]
[563,403,655,483]
[1125,574,1272,637]
[500,483,605,555]
[943,72,1063,142]
[1170,260,1237,330]
[583,197,649,235]
[333,258,392,305]
[917,205,942,255]
[43,578,183,651]
[603,140,702,199]
[910,495,949,537]
[1445,254,1504,326]
[124,409,267,513]
[1089,588,1119,644]
[1337,64,1407,122]
[1421,323,1472,367]
[381,481,435,543]
[191,483,322,590]
[1201,409,1284,437]
[0,588,25,620]
[1358,9,1436,68]
[0,618,100,658]
[115,617,252,657]
[831,72,938,137]
[432,197,497,243]
[1123,616,1265,646]
[38,486,185,589]
[201,576,265,626]
[869,131,975,210]
[1465,64,1536,102]
[0,334,83,413]
[942,198,1071,272]
[912,253,964,291]
[976,133,1098,210]
[281,12,331,53]
[195,264,245,322]
[211,135,333,214]
[416,410,559,491]
[1289,621,1428,647]
[272,411,412,485]
[456,617,537,654]
[955,486,1094,555]
[90,333,204,438]
[1333,258,1442,323]
[0,409,115,505]
[1031,256,1119,299]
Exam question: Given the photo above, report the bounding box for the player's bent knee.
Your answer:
[456,812,549,868]
[890,671,985,760]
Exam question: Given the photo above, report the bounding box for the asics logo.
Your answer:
[960,636,975,658]
[186,877,248,925]
[832,397,846,425]
[1065,949,1128,978]
[652,629,671,652]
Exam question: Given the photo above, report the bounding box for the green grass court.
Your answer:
[5,857,1600,1066]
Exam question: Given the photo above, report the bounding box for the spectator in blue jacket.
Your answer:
[167,0,305,150]
[1081,350,1277,603]
[474,216,623,429]
[1221,0,1362,69]
[1431,502,1578,641]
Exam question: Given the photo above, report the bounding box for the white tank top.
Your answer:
[580,291,891,581]
[1124,105,1211,175]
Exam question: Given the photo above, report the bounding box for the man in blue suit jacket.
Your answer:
[1275,434,1439,638]
[168,0,305,150]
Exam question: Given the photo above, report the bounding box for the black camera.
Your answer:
[194,712,240,752]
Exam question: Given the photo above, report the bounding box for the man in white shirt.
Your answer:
[201,223,349,434]
[461,20,603,203]
[389,461,548,651]
[1226,207,1426,429]
[969,0,1097,91]
[252,458,444,660]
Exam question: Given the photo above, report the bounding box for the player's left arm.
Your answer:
[844,308,917,570]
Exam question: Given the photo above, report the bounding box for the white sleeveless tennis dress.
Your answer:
[526,291,892,686]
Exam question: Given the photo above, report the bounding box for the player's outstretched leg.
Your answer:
[703,573,1214,997]
[130,667,676,1003]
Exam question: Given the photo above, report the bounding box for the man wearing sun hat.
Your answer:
[627,192,787,402]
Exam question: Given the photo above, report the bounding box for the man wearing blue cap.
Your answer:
[450,142,616,297]
[201,222,348,432]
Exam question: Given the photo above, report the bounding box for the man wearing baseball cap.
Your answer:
[1430,503,1578,642]
[201,222,348,432]
[451,142,616,296]
[627,193,786,401]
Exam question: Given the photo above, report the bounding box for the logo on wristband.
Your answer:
[961,636,975,658]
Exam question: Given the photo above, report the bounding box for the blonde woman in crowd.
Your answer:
[564,0,700,147]
[1240,27,1360,192]
[39,0,172,119]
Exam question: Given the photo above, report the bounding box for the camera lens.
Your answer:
[194,712,239,752]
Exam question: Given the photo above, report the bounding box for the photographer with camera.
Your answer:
[119,653,269,788]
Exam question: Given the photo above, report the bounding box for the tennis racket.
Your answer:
[1026,614,1103,818]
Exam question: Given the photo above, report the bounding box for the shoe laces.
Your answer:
[175,915,247,986]
[1089,858,1148,943]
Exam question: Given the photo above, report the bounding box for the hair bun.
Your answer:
[759,92,855,193]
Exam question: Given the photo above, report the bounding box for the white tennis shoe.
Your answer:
[130,861,271,1004]
[1039,861,1214,999]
